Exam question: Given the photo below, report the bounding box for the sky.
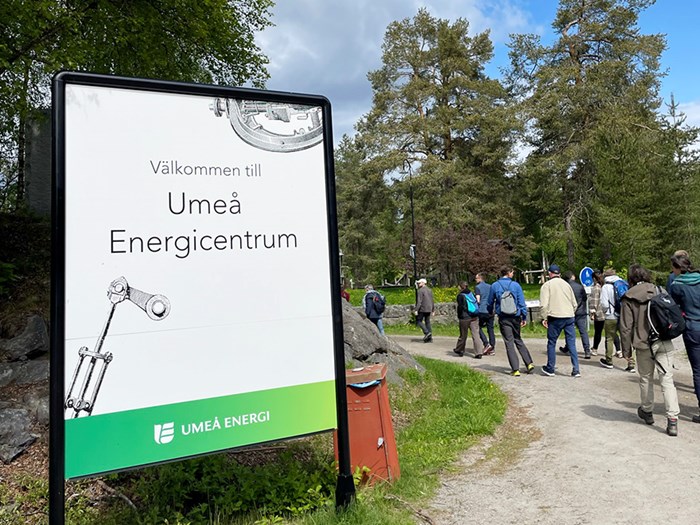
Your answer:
[257,0,700,143]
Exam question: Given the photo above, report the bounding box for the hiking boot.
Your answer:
[526,363,535,374]
[510,370,521,377]
[541,366,555,377]
[625,364,636,373]
[637,407,654,425]
[600,358,614,369]
[559,346,570,354]
[571,370,581,378]
[483,344,495,356]
[667,418,678,437]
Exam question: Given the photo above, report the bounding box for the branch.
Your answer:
[384,494,436,524]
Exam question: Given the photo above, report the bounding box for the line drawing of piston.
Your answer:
[65,276,171,418]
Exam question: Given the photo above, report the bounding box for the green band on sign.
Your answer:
[65,380,336,479]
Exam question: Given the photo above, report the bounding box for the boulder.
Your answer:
[22,384,50,426]
[0,315,49,362]
[0,359,49,387]
[0,408,37,463]
[341,300,424,384]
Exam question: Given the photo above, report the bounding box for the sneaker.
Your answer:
[625,364,636,373]
[559,346,570,354]
[637,406,654,425]
[483,344,495,356]
[541,366,555,377]
[615,351,623,359]
[526,363,535,374]
[425,335,433,343]
[692,414,700,424]
[667,418,678,437]
[474,353,482,359]
[571,370,581,378]
[423,332,432,342]
[452,348,464,356]
[511,370,521,377]
[584,353,591,360]
[590,348,598,356]
[599,358,614,369]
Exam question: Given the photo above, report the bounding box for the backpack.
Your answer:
[372,292,386,314]
[500,282,518,316]
[612,279,629,314]
[461,292,478,315]
[647,286,685,342]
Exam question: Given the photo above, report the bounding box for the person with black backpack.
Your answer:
[669,252,700,424]
[619,265,679,436]
[362,284,386,335]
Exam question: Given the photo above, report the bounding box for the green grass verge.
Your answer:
[384,321,593,339]
[13,358,506,525]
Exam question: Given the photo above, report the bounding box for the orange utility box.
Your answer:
[335,363,400,484]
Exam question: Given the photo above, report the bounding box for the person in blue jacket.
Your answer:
[669,253,700,423]
[487,266,534,376]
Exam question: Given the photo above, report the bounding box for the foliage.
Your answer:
[0,0,273,211]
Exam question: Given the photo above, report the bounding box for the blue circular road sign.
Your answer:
[579,266,594,287]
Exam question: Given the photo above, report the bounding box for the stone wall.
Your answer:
[354,302,545,325]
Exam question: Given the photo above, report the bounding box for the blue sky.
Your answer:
[258,0,700,142]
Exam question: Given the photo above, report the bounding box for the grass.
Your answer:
[384,321,594,339]
[3,358,507,525]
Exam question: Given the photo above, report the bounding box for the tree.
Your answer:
[0,0,273,210]
[352,8,520,283]
[507,0,669,270]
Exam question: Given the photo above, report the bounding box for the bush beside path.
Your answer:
[392,335,700,525]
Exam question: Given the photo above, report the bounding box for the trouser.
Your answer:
[416,312,432,335]
[604,319,631,365]
[593,319,620,352]
[478,314,496,348]
[456,317,484,356]
[546,317,579,373]
[564,315,591,354]
[638,340,679,418]
[369,317,385,335]
[499,316,532,372]
[683,329,700,406]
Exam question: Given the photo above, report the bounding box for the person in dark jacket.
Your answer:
[475,272,496,355]
[362,284,385,335]
[669,253,700,423]
[559,271,592,359]
[453,282,484,358]
[415,278,434,342]
[620,264,679,436]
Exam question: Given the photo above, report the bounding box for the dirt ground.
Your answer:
[391,334,700,525]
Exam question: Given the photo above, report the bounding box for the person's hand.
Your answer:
[542,319,548,328]
[520,319,526,327]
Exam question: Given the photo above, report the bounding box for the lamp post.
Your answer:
[407,163,418,300]
[339,249,344,285]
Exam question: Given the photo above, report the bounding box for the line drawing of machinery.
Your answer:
[210,98,323,152]
[65,276,171,418]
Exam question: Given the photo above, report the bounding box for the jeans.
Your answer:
[545,316,579,373]
[638,339,679,418]
[455,316,483,356]
[683,329,700,406]
[416,312,432,335]
[564,315,590,354]
[370,317,385,335]
[478,314,496,348]
[499,316,533,372]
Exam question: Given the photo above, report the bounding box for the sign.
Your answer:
[579,266,594,287]
[52,73,342,480]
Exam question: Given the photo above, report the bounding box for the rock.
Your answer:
[0,359,49,387]
[0,363,14,387]
[22,384,50,426]
[0,315,49,362]
[0,408,38,463]
[341,300,424,384]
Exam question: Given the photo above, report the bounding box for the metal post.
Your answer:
[409,173,417,301]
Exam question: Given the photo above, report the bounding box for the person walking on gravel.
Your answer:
[620,264,679,436]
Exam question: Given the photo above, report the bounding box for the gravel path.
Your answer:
[391,334,700,525]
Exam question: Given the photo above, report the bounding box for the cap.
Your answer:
[548,264,561,274]
[417,278,427,284]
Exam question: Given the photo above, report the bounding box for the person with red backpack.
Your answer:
[619,265,679,436]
